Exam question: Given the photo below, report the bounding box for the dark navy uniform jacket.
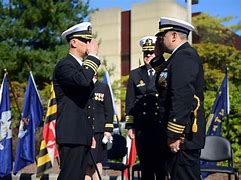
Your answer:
[53,54,100,146]
[151,42,206,150]
[125,65,161,131]
[92,80,114,133]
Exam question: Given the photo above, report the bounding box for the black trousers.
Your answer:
[136,129,166,180]
[57,144,90,180]
[167,149,201,180]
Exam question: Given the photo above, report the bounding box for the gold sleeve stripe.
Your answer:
[168,122,185,129]
[105,124,114,128]
[167,126,183,134]
[168,123,184,132]
[154,65,161,72]
[125,115,133,120]
[84,60,98,70]
[125,116,134,123]
[84,60,98,72]
[84,63,97,73]
[126,120,134,123]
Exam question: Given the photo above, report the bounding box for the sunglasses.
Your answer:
[76,37,91,44]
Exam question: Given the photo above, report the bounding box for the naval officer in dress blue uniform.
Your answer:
[85,73,114,180]
[53,22,101,180]
[125,36,166,180]
[151,17,206,180]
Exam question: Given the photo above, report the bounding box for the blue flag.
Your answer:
[102,69,120,133]
[201,72,230,179]
[206,73,230,136]
[103,69,118,115]
[0,73,13,177]
[13,72,44,174]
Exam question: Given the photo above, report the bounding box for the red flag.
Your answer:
[36,84,59,177]
[128,138,137,165]
[43,84,59,162]
[124,138,137,180]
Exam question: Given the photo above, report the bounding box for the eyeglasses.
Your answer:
[144,50,154,57]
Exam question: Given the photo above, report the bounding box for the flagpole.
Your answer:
[115,114,122,136]
[226,67,230,140]
[4,69,22,120]
[102,66,122,135]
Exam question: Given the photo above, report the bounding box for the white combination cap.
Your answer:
[61,22,93,41]
[139,36,156,52]
[156,17,194,36]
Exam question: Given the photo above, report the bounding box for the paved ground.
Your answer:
[2,162,239,180]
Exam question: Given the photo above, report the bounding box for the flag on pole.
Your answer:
[206,72,229,136]
[36,83,59,176]
[103,69,117,115]
[0,73,13,177]
[103,69,122,134]
[128,138,137,166]
[123,136,137,180]
[201,72,230,179]
[13,72,44,174]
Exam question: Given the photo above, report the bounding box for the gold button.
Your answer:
[173,118,176,122]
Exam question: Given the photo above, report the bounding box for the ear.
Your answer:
[171,32,177,42]
[70,39,77,48]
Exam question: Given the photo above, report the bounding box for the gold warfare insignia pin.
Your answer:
[145,38,153,46]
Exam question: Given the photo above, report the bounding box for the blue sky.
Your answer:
[88,0,241,35]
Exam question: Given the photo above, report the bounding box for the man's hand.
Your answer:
[91,136,96,149]
[154,36,164,56]
[128,128,135,139]
[104,131,112,140]
[86,39,98,56]
[167,138,182,153]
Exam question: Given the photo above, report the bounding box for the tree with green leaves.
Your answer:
[0,0,96,157]
[0,0,94,85]
[192,13,241,169]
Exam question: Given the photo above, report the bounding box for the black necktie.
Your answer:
[147,68,155,92]
[149,69,154,79]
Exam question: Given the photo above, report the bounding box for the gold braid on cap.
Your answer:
[159,27,173,33]
[72,34,92,39]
